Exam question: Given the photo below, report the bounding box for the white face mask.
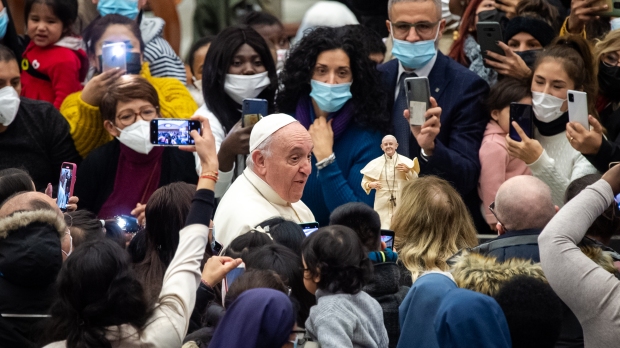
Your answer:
[532,91,566,123]
[192,77,203,92]
[0,86,20,126]
[276,49,289,71]
[223,71,270,105]
[116,120,154,154]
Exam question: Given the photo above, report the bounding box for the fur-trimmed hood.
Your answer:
[451,251,546,297]
[0,210,64,288]
[0,209,66,240]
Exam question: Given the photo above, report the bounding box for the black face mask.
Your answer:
[515,50,540,68]
[599,63,620,102]
[97,52,142,75]
[478,9,508,26]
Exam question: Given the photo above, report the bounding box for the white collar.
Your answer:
[396,51,438,81]
[243,167,288,207]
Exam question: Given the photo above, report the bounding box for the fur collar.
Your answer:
[451,251,546,297]
[0,210,66,240]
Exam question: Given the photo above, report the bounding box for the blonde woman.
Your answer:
[392,176,479,283]
[567,29,620,173]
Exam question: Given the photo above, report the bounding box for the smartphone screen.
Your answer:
[509,103,533,142]
[150,119,201,145]
[57,163,76,212]
[299,222,319,237]
[242,98,268,127]
[381,229,395,249]
[101,42,127,72]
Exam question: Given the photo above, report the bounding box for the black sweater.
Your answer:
[0,97,81,191]
[74,139,198,216]
[585,104,620,173]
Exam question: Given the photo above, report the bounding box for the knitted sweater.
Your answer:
[305,289,389,348]
[539,179,620,347]
[302,123,383,226]
[60,63,197,158]
[529,129,598,207]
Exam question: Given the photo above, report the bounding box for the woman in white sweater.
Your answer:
[42,116,243,348]
[507,35,598,206]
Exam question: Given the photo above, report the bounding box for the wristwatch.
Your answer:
[316,153,336,170]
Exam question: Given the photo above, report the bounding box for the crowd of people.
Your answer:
[2,0,620,346]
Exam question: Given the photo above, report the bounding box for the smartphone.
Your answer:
[509,103,533,142]
[476,22,504,67]
[568,90,589,130]
[596,0,620,16]
[115,215,140,233]
[56,162,77,212]
[221,263,246,298]
[101,42,127,72]
[211,239,223,255]
[299,222,319,237]
[381,229,395,249]
[405,76,431,126]
[150,119,201,146]
[242,98,268,127]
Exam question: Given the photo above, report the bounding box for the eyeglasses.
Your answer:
[602,52,620,68]
[488,202,505,231]
[116,106,158,126]
[390,20,440,40]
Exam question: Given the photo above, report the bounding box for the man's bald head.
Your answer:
[0,192,61,218]
[495,176,556,231]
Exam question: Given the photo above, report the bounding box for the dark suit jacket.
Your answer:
[378,52,490,232]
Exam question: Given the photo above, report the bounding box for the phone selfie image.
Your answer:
[57,168,72,211]
[151,120,201,146]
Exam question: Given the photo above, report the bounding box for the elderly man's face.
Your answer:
[381,137,398,157]
[260,123,313,203]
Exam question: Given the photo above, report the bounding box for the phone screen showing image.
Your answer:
[381,234,394,249]
[299,222,319,237]
[57,167,73,211]
[151,119,201,146]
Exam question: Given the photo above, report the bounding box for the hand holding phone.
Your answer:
[509,103,533,142]
[476,22,504,67]
[381,229,395,249]
[242,98,268,127]
[57,162,77,212]
[221,262,246,299]
[150,119,202,146]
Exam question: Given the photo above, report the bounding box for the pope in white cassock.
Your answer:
[213,114,315,247]
[361,135,419,229]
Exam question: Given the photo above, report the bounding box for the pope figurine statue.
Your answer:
[361,135,419,229]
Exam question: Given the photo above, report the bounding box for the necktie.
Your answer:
[393,71,417,158]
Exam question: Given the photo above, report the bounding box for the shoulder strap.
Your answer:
[21,58,51,81]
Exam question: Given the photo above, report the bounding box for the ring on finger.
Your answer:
[570,137,575,142]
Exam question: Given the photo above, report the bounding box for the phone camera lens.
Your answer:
[568,94,574,102]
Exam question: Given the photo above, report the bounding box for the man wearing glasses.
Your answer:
[378,0,490,232]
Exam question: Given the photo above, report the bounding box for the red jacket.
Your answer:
[20,37,88,109]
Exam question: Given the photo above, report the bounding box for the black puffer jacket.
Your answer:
[0,210,64,347]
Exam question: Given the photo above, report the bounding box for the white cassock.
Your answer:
[360,154,420,229]
[213,167,316,247]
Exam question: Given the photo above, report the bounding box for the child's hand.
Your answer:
[81,68,125,106]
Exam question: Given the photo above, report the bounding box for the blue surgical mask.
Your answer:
[309,80,352,113]
[612,18,620,31]
[97,0,140,20]
[391,25,439,69]
[0,8,8,40]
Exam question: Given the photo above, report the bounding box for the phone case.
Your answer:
[405,77,430,126]
[597,0,620,16]
[57,162,77,212]
[509,103,533,142]
[567,90,589,130]
[476,22,504,67]
[242,98,268,127]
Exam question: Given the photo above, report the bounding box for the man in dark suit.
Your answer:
[378,0,490,232]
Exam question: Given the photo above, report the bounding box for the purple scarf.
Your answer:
[295,95,355,139]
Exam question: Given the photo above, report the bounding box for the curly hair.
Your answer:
[277,26,390,134]
[202,25,277,133]
[301,225,373,294]
[43,239,151,348]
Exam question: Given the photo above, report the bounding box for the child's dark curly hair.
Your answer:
[301,225,373,294]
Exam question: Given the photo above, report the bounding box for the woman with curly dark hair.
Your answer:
[276,26,389,226]
[196,25,278,198]
[302,225,388,347]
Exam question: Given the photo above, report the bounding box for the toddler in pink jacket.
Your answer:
[479,78,532,230]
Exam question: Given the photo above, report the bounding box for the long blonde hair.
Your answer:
[594,30,620,67]
[392,176,478,280]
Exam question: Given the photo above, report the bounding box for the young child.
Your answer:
[21,0,87,109]
[186,35,215,107]
[479,77,532,230]
[302,225,389,348]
